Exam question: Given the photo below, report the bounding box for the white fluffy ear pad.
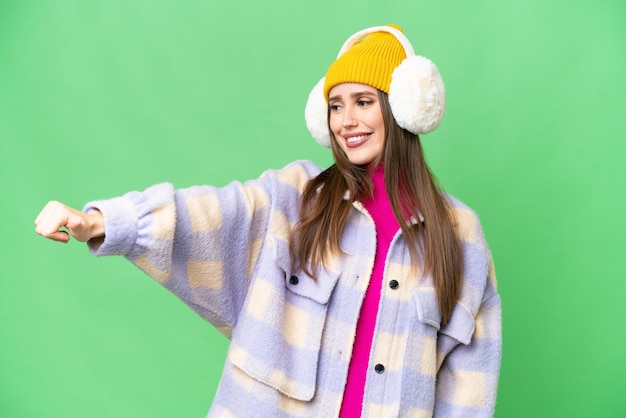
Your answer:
[304,77,332,147]
[388,55,446,134]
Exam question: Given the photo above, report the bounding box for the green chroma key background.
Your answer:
[1,0,625,417]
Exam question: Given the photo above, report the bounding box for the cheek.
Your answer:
[370,112,385,132]
[328,114,341,135]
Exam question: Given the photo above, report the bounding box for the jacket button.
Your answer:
[389,280,399,289]
[289,275,299,285]
[374,363,385,374]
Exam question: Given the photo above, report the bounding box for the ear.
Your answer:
[388,55,446,134]
[304,77,332,147]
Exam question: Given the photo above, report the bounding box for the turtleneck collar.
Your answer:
[361,164,424,224]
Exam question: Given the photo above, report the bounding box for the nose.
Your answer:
[342,106,358,128]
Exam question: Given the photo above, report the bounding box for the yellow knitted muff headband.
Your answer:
[323,24,406,100]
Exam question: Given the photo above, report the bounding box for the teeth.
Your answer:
[347,134,368,143]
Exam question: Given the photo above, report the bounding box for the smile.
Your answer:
[345,133,371,144]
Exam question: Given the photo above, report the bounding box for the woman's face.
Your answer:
[328,83,385,166]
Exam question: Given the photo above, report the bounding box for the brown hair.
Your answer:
[290,90,462,324]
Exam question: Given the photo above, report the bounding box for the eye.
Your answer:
[328,103,342,112]
[357,99,374,107]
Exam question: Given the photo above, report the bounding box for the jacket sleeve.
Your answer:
[83,170,280,337]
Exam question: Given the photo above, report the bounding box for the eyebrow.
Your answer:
[328,91,377,102]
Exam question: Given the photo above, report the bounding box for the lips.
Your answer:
[344,133,372,147]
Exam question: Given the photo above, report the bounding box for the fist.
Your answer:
[34,201,104,243]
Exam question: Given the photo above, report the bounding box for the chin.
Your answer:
[347,155,376,166]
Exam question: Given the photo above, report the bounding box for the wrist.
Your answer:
[86,210,105,240]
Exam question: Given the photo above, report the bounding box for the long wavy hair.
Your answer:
[290,90,462,324]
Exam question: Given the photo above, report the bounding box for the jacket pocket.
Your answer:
[413,287,476,345]
[228,239,340,401]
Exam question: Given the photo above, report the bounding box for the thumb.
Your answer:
[65,213,86,231]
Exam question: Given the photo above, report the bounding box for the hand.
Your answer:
[34,201,104,243]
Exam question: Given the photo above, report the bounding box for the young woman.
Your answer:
[35,25,501,417]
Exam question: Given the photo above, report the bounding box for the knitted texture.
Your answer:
[323,24,407,99]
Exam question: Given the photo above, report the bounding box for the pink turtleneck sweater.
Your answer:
[339,165,400,417]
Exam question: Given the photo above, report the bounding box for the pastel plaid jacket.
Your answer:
[85,160,501,417]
